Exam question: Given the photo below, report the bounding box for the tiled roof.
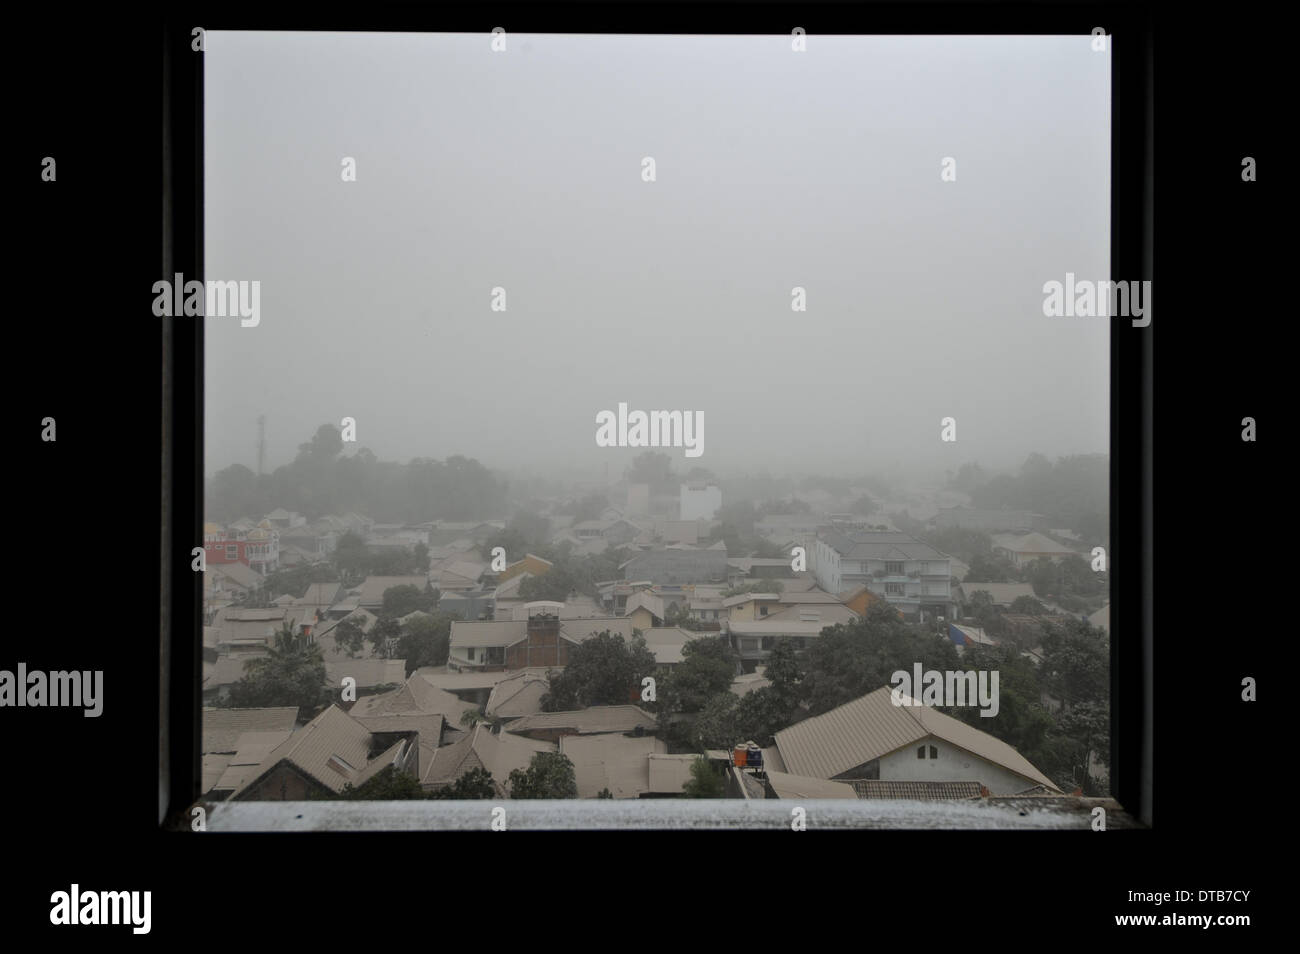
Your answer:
[324,658,406,689]
[763,771,858,799]
[847,779,984,800]
[560,734,666,798]
[229,705,389,797]
[201,707,298,754]
[507,706,657,737]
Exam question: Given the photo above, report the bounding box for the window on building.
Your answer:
[886,562,904,575]
[226,546,237,560]
[917,745,927,759]
[929,745,938,759]
[886,583,903,596]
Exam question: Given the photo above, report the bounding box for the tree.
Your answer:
[338,764,426,800]
[798,601,960,716]
[733,686,792,746]
[332,618,367,658]
[965,552,1018,584]
[661,636,737,713]
[571,493,609,523]
[518,566,575,602]
[430,767,496,799]
[765,638,803,708]
[947,462,988,494]
[1009,595,1047,616]
[396,613,453,675]
[367,617,402,659]
[596,788,614,799]
[333,531,370,581]
[227,623,327,710]
[1040,618,1109,711]
[299,423,344,462]
[508,752,578,798]
[690,692,740,749]
[848,494,877,515]
[381,584,436,618]
[626,451,675,492]
[682,756,725,798]
[541,631,658,711]
[1051,700,1110,795]
[261,563,339,601]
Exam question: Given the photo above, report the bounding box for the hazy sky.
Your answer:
[205,32,1110,483]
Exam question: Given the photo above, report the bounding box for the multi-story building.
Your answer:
[812,529,954,621]
[244,520,281,575]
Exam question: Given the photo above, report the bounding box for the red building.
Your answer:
[203,520,279,574]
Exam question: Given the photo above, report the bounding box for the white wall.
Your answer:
[878,736,1040,795]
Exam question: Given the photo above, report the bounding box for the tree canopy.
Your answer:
[508,752,578,798]
[541,631,658,711]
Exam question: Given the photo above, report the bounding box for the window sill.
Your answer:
[194,796,1139,831]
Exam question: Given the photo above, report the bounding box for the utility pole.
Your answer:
[257,415,266,476]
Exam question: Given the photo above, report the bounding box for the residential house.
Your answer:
[771,686,1063,796]
[420,723,555,797]
[505,705,658,744]
[439,589,495,621]
[484,669,551,721]
[448,602,635,672]
[496,553,554,584]
[753,513,825,543]
[432,560,487,595]
[624,589,667,629]
[725,558,791,583]
[726,618,829,666]
[349,671,479,727]
[836,584,883,616]
[933,508,1045,532]
[956,581,1039,609]
[264,508,306,529]
[323,658,407,693]
[621,547,729,586]
[228,705,419,801]
[991,532,1079,568]
[560,733,668,798]
[640,626,710,669]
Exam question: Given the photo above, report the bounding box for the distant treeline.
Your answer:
[948,453,1109,543]
[207,424,507,523]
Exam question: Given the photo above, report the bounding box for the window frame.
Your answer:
[161,8,1152,830]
